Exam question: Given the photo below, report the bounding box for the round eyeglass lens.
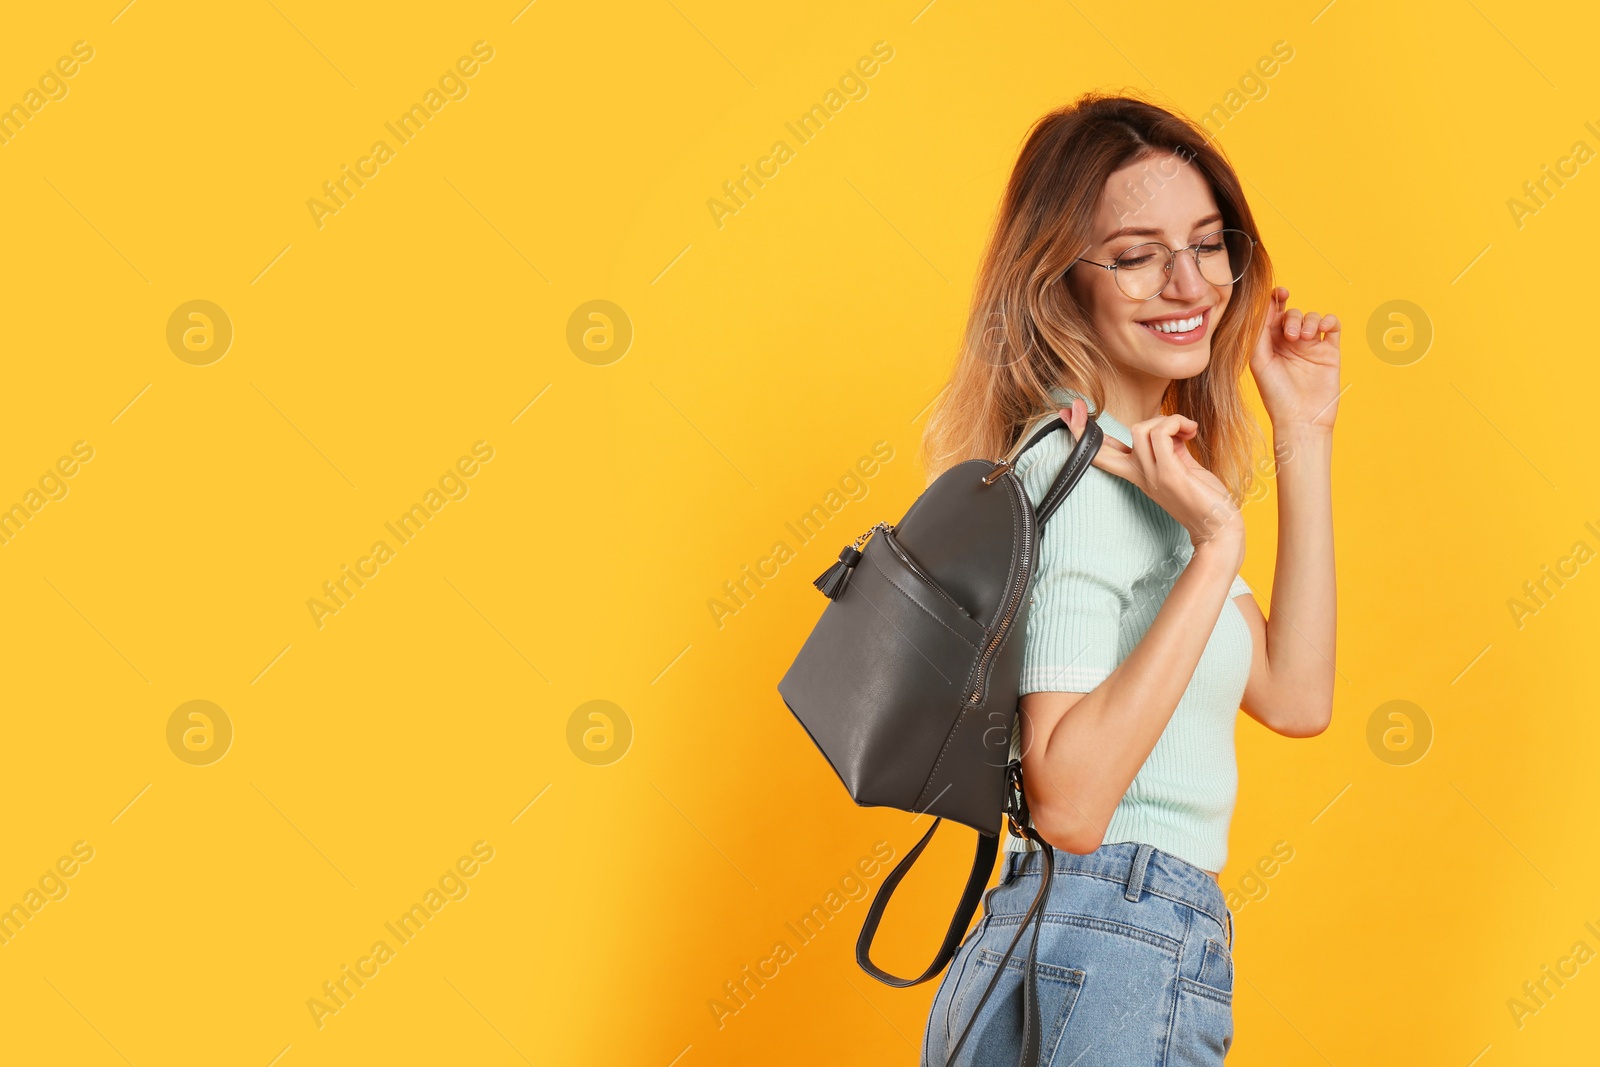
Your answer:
[1111,242,1170,299]
[1198,228,1253,287]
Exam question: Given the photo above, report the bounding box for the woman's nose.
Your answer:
[1163,248,1209,299]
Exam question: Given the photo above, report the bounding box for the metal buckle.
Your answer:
[1002,759,1030,839]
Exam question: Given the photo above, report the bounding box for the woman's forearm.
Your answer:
[1028,539,1241,850]
[1259,423,1336,732]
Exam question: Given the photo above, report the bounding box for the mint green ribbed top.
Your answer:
[1005,385,1254,873]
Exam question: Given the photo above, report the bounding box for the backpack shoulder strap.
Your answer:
[855,820,999,987]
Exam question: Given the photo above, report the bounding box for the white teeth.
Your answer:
[1144,313,1204,334]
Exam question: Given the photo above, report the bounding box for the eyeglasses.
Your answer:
[1072,228,1255,301]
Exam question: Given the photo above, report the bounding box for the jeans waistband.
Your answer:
[1001,840,1230,936]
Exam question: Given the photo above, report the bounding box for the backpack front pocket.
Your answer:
[874,528,989,648]
[778,531,991,811]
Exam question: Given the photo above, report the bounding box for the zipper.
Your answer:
[882,527,973,619]
[966,469,1034,705]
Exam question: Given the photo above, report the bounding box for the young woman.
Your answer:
[917,93,1339,1065]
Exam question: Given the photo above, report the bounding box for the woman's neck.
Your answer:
[1100,375,1172,425]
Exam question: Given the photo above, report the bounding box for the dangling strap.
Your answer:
[856,819,1000,987]
[943,764,1057,1067]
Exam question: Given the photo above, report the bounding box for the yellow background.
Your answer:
[1,1,1597,1064]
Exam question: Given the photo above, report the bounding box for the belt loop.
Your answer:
[1226,904,1235,952]
[1124,843,1154,902]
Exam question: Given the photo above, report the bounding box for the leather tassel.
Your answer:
[813,545,863,600]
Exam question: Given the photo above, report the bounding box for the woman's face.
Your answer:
[1066,150,1234,384]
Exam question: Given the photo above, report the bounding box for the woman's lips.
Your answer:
[1137,307,1209,345]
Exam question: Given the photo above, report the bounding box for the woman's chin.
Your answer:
[1118,338,1213,380]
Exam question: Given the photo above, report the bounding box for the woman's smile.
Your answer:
[1135,304,1213,345]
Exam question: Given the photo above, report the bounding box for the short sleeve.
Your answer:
[1013,420,1124,696]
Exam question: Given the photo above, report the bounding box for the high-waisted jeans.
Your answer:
[921,841,1235,1067]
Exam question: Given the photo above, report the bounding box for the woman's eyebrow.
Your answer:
[1100,212,1224,243]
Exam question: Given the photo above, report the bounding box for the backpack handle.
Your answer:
[1018,413,1104,529]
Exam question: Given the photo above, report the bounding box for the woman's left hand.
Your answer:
[1248,285,1342,432]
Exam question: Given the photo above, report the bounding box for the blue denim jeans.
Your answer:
[921,841,1235,1066]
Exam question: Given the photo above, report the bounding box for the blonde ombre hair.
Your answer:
[921,91,1272,502]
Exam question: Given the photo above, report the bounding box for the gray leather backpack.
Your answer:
[777,410,1103,1067]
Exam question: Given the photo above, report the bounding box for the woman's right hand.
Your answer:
[1062,396,1245,567]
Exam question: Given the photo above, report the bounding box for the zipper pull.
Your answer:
[982,458,1014,485]
[811,522,887,600]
